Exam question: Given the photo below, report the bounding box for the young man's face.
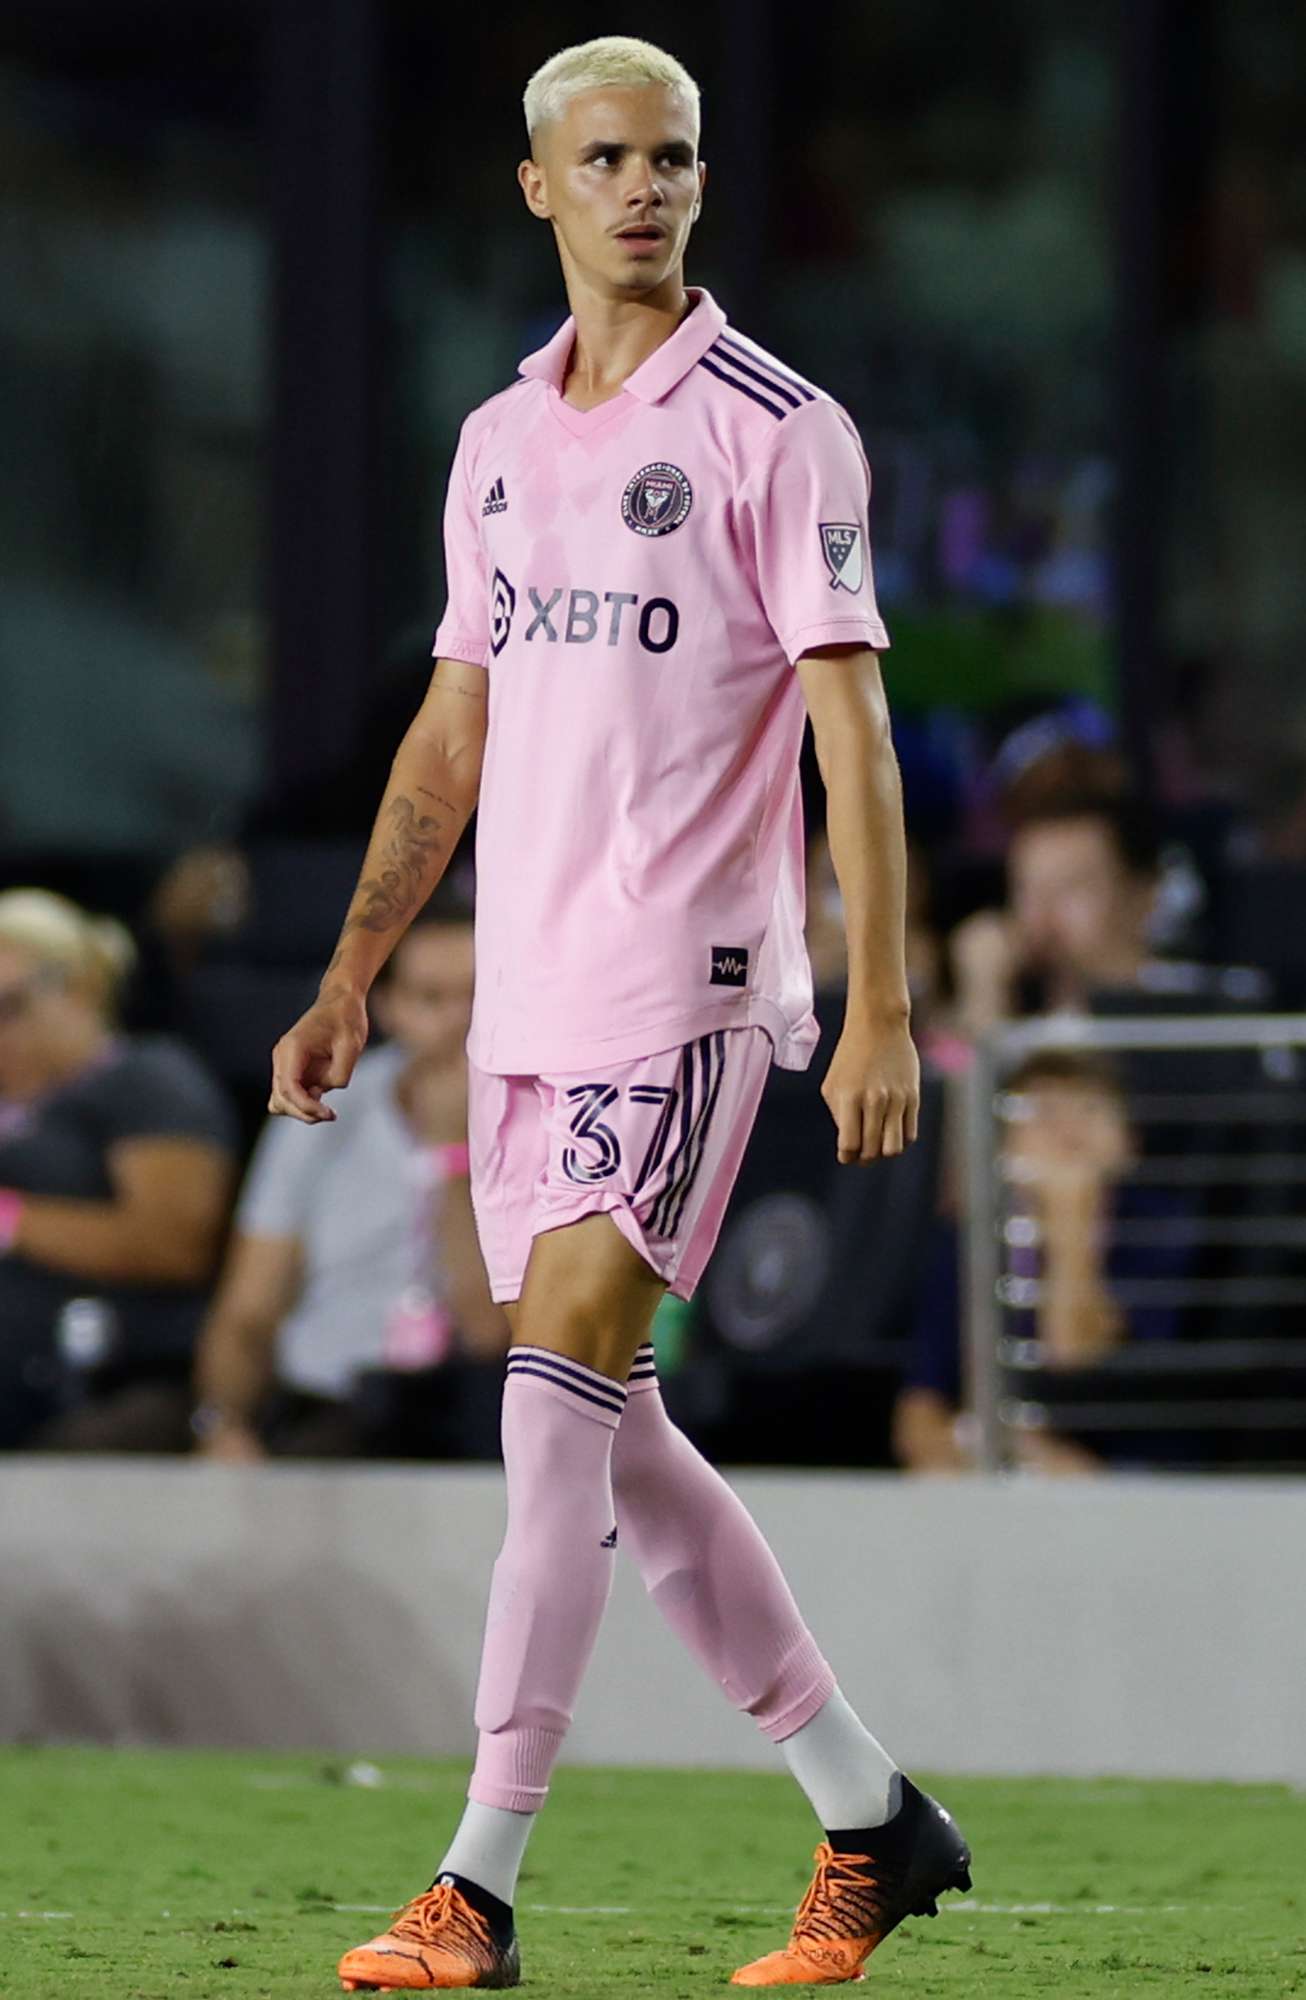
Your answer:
[1003,1078,1133,1180]
[520,84,705,297]
[0,942,91,1102]
[379,924,475,1067]
[1008,817,1154,982]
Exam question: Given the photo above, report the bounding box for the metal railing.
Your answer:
[963,1015,1306,1472]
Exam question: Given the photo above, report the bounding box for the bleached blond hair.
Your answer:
[523,36,701,145]
[0,888,137,1015]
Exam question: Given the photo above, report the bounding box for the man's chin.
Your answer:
[610,263,673,292]
[603,244,680,287]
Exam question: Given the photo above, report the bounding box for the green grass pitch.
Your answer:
[1,1748,1302,1997]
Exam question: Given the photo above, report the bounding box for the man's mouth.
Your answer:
[615,225,666,244]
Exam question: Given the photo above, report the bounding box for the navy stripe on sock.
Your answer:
[510,1345,627,1393]
[507,1348,627,1408]
[505,1360,626,1417]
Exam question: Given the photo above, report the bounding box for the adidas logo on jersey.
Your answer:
[482,476,508,516]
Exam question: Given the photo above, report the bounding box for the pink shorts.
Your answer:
[468,1027,773,1304]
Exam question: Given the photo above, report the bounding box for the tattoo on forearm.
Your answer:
[344,794,448,939]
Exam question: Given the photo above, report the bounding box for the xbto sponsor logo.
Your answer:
[491,576,680,655]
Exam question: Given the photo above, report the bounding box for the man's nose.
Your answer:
[623,165,664,206]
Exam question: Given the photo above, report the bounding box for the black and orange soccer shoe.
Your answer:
[338,1877,521,1991]
[731,1778,972,1985]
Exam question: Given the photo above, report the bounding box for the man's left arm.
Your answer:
[797,644,919,1164]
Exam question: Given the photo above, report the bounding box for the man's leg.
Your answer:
[612,1372,898,1825]
[610,1362,970,1990]
[339,1214,664,1991]
[441,1217,661,1862]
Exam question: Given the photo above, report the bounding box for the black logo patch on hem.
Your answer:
[710,947,749,987]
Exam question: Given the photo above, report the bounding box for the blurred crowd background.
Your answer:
[3,0,1306,1475]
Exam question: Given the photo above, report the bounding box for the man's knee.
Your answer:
[516,1214,663,1377]
[516,1284,639,1378]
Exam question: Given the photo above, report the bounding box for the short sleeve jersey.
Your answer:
[433,288,889,1076]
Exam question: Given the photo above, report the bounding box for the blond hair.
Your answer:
[523,36,700,144]
[0,888,137,1016]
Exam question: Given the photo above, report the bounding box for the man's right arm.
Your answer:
[269,658,488,1123]
[192,1231,305,1459]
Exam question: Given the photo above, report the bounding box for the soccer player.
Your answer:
[269,35,972,1991]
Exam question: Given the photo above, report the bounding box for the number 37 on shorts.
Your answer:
[466,1027,774,1302]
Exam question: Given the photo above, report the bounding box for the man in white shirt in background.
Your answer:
[193,902,506,1459]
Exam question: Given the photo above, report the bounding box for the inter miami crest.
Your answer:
[622,462,693,538]
[820,522,864,593]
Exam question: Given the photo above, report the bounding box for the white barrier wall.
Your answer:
[2,1461,1304,1783]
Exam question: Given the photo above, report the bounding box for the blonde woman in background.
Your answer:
[0,890,237,1450]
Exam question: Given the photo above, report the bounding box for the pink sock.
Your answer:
[468,1348,623,1812]
[612,1370,835,1739]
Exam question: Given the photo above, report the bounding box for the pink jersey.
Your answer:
[432,287,889,1076]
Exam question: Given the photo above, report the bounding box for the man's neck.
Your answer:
[559,267,690,407]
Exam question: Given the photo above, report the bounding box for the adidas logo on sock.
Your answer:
[600,1525,618,1549]
[482,476,508,516]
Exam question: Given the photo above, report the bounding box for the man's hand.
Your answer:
[199,1420,267,1463]
[269,988,369,1123]
[950,908,1020,1034]
[821,1014,920,1163]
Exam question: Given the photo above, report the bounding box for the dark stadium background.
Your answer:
[3,0,1305,1469]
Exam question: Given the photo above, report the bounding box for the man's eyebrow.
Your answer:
[577,138,696,160]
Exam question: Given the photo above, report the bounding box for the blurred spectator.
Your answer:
[893,1049,1194,1476]
[192,905,507,1459]
[986,697,1126,835]
[1229,751,1306,865]
[142,649,437,985]
[0,890,238,1451]
[948,788,1253,1036]
[806,826,944,1023]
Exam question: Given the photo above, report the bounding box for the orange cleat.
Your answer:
[338,1880,521,1991]
[732,1781,972,1987]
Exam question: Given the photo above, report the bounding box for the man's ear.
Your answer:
[518,155,552,220]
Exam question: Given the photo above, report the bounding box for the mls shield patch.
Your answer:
[622,462,693,538]
[820,522,864,593]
